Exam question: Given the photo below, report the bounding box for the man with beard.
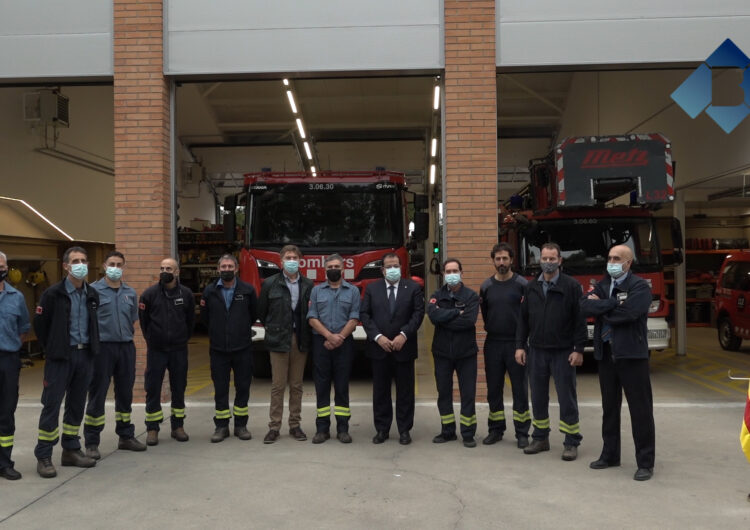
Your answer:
[479,243,530,448]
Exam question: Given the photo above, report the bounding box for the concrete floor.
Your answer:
[2,327,750,528]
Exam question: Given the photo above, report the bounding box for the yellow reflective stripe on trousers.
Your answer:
[84,414,106,427]
[334,406,351,417]
[115,411,131,423]
[215,409,231,419]
[460,414,477,426]
[145,410,164,422]
[317,406,331,418]
[440,413,455,424]
[559,420,580,434]
[532,418,550,429]
[171,408,185,419]
[514,410,531,422]
[233,405,249,417]
[0,435,13,447]
[62,423,79,436]
[488,410,505,421]
[38,428,59,441]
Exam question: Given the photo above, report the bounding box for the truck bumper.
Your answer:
[584,318,670,353]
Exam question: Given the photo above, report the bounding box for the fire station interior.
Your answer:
[3,67,750,397]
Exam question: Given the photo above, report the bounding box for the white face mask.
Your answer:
[106,266,123,281]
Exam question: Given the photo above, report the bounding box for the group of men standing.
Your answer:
[0,240,655,482]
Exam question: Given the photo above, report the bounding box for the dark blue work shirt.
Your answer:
[65,277,89,346]
[0,282,31,352]
[92,278,138,342]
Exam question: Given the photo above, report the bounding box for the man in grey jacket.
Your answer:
[258,245,313,444]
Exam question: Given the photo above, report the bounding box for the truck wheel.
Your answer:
[718,318,742,351]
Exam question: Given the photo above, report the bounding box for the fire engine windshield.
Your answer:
[247,182,403,250]
[520,217,661,275]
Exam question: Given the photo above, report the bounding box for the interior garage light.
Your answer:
[296,118,306,139]
[286,91,298,114]
[433,86,440,110]
[431,138,437,157]
[303,141,313,160]
[311,166,317,176]
[0,196,73,240]
[430,163,436,185]
[283,78,289,86]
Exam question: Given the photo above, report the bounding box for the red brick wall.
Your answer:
[113,0,171,402]
[444,1,498,401]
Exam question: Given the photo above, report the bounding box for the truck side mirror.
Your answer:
[671,217,684,266]
[413,212,429,241]
[223,195,237,242]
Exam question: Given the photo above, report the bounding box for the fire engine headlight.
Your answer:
[362,260,382,270]
[648,299,661,314]
[256,259,279,270]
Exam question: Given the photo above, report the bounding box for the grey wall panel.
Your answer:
[166,0,441,74]
[0,0,112,79]
[497,0,750,67]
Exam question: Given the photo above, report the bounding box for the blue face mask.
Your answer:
[607,262,626,279]
[70,263,88,280]
[105,266,123,281]
[283,260,299,274]
[384,267,401,283]
[445,272,461,287]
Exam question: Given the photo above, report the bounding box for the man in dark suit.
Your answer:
[360,252,425,445]
[580,244,655,481]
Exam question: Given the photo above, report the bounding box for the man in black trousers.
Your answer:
[581,244,655,481]
[361,252,425,445]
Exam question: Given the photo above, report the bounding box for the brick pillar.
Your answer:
[444,1,498,401]
[114,0,171,402]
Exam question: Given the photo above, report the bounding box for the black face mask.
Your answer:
[159,272,175,284]
[0,270,7,283]
[220,271,235,282]
[326,269,342,282]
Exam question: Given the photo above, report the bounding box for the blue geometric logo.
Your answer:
[671,38,750,133]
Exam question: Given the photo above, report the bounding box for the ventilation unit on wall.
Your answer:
[23,90,70,127]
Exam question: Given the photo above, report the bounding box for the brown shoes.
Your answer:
[263,430,280,444]
[289,427,307,441]
[37,458,57,478]
[211,427,230,443]
[118,437,147,452]
[61,449,96,468]
[171,427,189,442]
[523,439,550,454]
[85,445,101,460]
[562,445,578,461]
[146,430,159,446]
[234,426,252,440]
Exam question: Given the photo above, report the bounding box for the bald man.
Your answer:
[139,258,195,446]
[580,245,655,481]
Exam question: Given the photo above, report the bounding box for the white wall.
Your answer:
[0,0,112,80]
[0,86,114,241]
[165,0,442,75]
[497,0,750,67]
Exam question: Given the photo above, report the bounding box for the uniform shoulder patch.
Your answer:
[429,298,437,304]
[138,302,146,310]
[200,299,206,306]
[35,306,43,315]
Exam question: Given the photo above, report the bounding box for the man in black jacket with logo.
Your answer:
[515,242,586,462]
[581,244,655,481]
[258,245,313,444]
[201,254,257,443]
[427,258,480,448]
[361,252,425,445]
[34,246,101,478]
[139,257,195,446]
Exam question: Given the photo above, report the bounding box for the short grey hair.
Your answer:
[324,253,344,266]
[0,251,7,263]
[218,253,238,267]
